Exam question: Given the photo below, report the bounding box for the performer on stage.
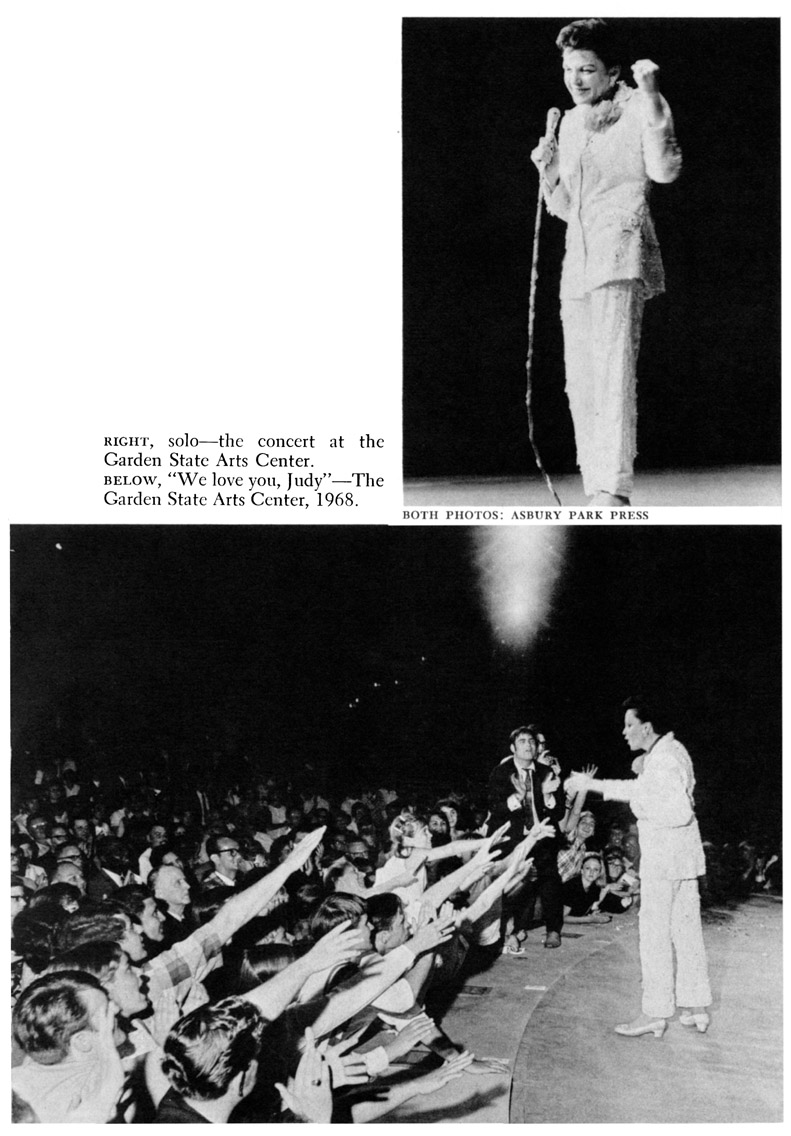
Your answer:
[566,696,712,1037]
[531,19,682,505]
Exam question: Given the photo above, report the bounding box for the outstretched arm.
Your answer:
[244,920,368,1020]
[561,766,597,837]
[351,1053,474,1123]
[208,828,325,946]
[309,917,456,1038]
[421,824,510,912]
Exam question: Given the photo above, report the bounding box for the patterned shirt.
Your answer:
[557,836,588,883]
[141,922,223,1044]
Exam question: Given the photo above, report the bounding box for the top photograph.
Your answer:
[403,17,780,509]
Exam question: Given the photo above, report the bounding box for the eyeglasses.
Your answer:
[220,847,241,857]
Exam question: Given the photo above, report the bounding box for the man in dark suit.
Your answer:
[486,725,564,948]
[86,836,133,904]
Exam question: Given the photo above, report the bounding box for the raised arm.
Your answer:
[561,765,597,836]
[429,836,486,862]
[350,1053,474,1123]
[207,827,325,946]
[421,824,509,912]
[309,916,456,1038]
[459,821,552,926]
[632,59,682,183]
[244,919,367,1020]
[567,752,694,828]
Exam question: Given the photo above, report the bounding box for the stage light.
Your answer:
[472,527,568,648]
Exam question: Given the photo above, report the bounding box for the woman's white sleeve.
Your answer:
[642,95,682,184]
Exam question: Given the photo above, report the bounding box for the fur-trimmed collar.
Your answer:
[580,80,633,133]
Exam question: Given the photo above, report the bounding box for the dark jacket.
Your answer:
[486,758,563,863]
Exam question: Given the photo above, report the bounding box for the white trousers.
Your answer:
[561,281,645,498]
[638,877,712,1019]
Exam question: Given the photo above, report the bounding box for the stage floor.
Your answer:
[380,895,782,1123]
[404,465,781,508]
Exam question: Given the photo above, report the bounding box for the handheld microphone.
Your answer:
[545,107,561,138]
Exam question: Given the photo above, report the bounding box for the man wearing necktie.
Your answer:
[486,726,564,948]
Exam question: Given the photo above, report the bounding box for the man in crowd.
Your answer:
[203,833,243,890]
[87,837,133,903]
[487,726,563,948]
[156,998,265,1122]
[138,823,170,884]
[150,864,194,948]
[12,971,124,1122]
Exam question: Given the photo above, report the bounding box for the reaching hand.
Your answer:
[384,868,422,890]
[484,821,511,849]
[413,1051,474,1094]
[282,826,327,874]
[382,1013,437,1062]
[304,919,368,974]
[528,818,555,843]
[321,1029,369,1088]
[463,1054,511,1076]
[581,764,598,779]
[503,858,533,895]
[275,1027,333,1124]
[409,913,456,957]
[467,846,500,884]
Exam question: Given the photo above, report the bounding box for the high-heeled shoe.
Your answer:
[678,1011,710,1033]
[592,492,631,506]
[614,1017,667,1038]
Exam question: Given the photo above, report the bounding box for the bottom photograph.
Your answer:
[10,524,781,1124]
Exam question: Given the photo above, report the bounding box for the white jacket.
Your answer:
[545,83,682,300]
[597,732,706,881]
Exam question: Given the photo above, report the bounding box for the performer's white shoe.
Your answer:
[591,491,631,506]
[678,1010,710,1033]
[614,1015,667,1038]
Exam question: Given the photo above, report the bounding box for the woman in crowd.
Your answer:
[562,853,613,924]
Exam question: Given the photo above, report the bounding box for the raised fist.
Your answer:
[631,59,661,94]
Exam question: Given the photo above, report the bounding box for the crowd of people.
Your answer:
[10,730,780,1122]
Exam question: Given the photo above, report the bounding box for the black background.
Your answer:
[403,18,780,479]
[11,525,781,840]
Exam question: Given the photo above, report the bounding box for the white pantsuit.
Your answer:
[545,83,682,496]
[596,733,712,1018]
[561,282,645,498]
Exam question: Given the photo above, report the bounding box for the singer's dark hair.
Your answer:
[556,19,625,73]
[622,695,670,737]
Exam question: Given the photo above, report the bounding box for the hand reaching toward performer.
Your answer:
[528,817,556,843]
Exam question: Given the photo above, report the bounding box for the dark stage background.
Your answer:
[403,18,780,479]
[10,525,781,841]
